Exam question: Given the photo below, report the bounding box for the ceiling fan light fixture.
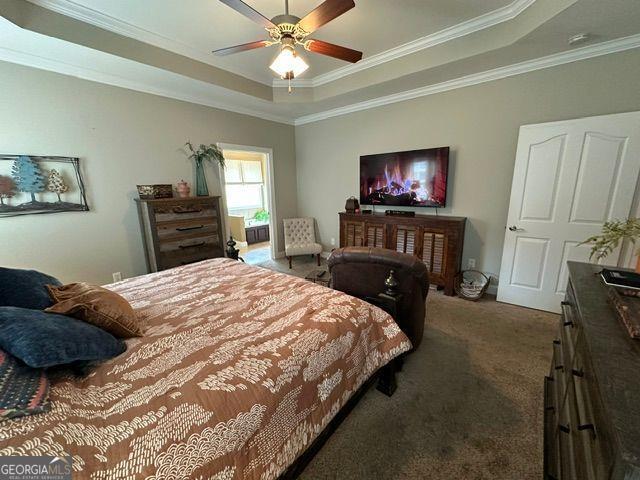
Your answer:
[269,45,309,78]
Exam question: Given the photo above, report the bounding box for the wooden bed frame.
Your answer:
[278,272,406,479]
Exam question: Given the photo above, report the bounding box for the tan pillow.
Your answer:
[45,283,144,338]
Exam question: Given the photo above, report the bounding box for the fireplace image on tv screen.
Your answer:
[360,147,449,208]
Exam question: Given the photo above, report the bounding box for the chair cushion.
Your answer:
[0,349,50,420]
[46,283,143,338]
[285,242,322,256]
[0,267,62,310]
[0,307,126,368]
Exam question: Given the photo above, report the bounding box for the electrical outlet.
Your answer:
[112,272,122,282]
[467,258,476,269]
[330,237,336,246]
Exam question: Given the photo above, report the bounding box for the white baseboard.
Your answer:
[275,251,286,259]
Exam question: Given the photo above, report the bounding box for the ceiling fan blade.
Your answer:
[218,0,276,29]
[297,0,355,34]
[213,40,272,56]
[305,39,362,63]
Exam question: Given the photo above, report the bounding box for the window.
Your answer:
[224,158,266,211]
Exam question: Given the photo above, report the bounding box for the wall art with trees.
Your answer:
[0,155,89,217]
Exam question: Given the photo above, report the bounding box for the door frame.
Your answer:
[216,143,278,260]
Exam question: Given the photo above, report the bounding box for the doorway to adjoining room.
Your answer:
[220,147,273,265]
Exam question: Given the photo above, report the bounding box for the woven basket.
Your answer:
[454,270,490,301]
[136,184,173,199]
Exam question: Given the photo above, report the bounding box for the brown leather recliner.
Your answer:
[327,247,429,351]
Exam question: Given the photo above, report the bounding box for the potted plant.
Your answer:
[254,209,269,222]
[582,218,640,272]
[184,142,225,196]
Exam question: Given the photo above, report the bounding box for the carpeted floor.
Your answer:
[256,256,559,479]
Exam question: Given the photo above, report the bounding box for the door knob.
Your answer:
[508,225,524,232]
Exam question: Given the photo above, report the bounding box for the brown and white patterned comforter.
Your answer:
[1,259,411,479]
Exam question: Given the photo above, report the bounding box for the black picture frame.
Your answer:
[0,155,89,218]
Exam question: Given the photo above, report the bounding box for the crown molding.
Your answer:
[293,34,640,125]
[26,0,274,87]
[27,0,537,91]
[274,0,536,88]
[0,45,295,125]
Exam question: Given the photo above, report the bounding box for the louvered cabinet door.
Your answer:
[339,212,466,296]
[342,220,365,247]
[392,225,418,256]
[364,222,386,248]
[420,230,448,283]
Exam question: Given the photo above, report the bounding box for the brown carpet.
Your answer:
[256,256,558,479]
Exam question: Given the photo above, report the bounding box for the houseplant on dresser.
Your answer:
[183,142,225,197]
[583,218,640,272]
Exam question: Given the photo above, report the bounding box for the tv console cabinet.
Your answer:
[339,212,466,295]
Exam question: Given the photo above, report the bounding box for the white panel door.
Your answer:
[497,111,640,313]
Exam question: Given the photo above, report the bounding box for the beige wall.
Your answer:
[0,61,296,284]
[295,49,640,282]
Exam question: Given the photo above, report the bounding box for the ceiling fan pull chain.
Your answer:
[288,76,292,94]
[285,0,289,15]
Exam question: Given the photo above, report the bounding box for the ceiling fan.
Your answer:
[213,0,363,89]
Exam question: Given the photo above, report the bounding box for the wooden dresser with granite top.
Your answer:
[136,196,224,272]
[544,262,640,480]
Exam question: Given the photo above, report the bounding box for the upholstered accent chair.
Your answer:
[283,217,322,269]
[327,247,429,351]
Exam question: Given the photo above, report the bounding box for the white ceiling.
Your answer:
[33,0,514,84]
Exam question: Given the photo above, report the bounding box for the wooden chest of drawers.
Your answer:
[544,262,640,480]
[136,196,224,272]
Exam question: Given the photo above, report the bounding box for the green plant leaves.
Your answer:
[183,141,225,168]
[581,218,640,260]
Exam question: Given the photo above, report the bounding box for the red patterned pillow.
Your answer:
[0,350,50,420]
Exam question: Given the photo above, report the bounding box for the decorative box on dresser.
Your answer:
[339,212,466,295]
[544,262,640,480]
[136,196,224,272]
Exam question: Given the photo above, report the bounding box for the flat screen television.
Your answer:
[360,147,449,208]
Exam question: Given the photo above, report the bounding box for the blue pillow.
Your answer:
[0,307,126,368]
[0,267,62,310]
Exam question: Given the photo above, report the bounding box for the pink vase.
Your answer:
[176,180,191,198]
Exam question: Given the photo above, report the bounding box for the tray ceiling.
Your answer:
[27,0,514,84]
[1,0,639,124]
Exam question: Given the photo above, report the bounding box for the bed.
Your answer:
[0,258,411,479]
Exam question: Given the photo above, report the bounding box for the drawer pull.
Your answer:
[561,301,572,306]
[563,320,573,327]
[553,340,561,345]
[173,207,203,214]
[577,423,595,433]
[574,374,596,438]
[571,369,584,377]
[176,225,204,232]
[179,242,206,249]
[559,424,570,434]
